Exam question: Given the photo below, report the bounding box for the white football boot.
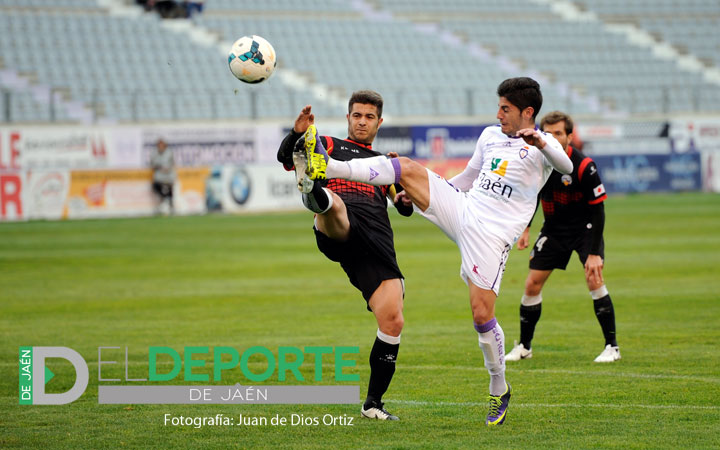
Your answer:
[594,345,621,362]
[361,401,399,420]
[505,340,532,361]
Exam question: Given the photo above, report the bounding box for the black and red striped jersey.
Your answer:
[277,130,400,272]
[539,146,607,235]
[319,135,391,209]
[277,131,391,214]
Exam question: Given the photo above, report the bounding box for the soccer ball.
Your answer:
[228,35,277,84]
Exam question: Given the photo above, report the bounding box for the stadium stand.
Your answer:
[0,0,718,123]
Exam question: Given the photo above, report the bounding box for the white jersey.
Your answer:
[465,125,562,245]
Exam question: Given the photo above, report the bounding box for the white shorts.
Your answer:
[415,169,511,295]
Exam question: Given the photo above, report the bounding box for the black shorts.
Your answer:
[314,210,403,311]
[152,181,173,198]
[529,229,604,271]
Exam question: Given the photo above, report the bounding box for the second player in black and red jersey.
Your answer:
[506,111,620,364]
[536,140,607,246]
[276,91,411,421]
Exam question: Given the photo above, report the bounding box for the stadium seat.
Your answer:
[0,0,718,122]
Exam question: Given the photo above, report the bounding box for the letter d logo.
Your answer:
[19,347,89,405]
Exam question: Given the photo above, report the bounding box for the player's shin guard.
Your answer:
[519,294,542,349]
[365,330,400,407]
[301,182,333,214]
[474,318,507,396]
[591,286,617,347]
[326,155,401,186]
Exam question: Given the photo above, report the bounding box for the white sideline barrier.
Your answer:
[2,119,719,220]
[0,123,291,221]
[0,164,302,221]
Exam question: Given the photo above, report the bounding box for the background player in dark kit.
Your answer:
[506,110,620,363]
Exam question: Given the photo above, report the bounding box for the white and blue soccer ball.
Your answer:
[228,35,277,84]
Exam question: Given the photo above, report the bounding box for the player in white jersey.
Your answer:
[296,77,573,426]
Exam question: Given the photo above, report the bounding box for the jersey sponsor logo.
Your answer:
[519,147,529,159]
[485,141,513,148]
[491,158,508,176]
[593,184,606,197]
[561,174,572,186]
[477,172,513,199]
[590,165,597,175]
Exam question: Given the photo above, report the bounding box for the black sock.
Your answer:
[593,295,617,347]
[364,337,399,408]
[519,303,542,350]
[301,181,331,213]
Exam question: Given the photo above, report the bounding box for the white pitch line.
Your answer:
[387,399,720,411]
[398,365,720,384]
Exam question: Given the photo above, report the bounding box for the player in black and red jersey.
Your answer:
[505,111,620,363]
[277,90,412,420]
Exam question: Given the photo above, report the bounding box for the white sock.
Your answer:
[377,329,401,345]
[326,155,400,185]
[589,285,609,299]
[477,321,507,396]
[521,293,542,306]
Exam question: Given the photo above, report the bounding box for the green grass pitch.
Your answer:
[2,192,719,449]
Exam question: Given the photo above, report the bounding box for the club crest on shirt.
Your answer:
[519,147,529,159]
[561,174,572,186]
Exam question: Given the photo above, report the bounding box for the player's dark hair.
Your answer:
[496,77,543,119]
[349,90,383,118]
[540,111,574,136]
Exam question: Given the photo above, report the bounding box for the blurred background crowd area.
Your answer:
[1,0,718,222]
[0,0,718,124]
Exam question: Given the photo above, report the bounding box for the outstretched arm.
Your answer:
[277,105,316,170]
[517,128,573,174]
[292,105,315,134]
[277,130,302,170]
[387,184,414,217]
[448,164,480,192]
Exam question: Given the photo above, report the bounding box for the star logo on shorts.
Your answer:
[473,265,479,274]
